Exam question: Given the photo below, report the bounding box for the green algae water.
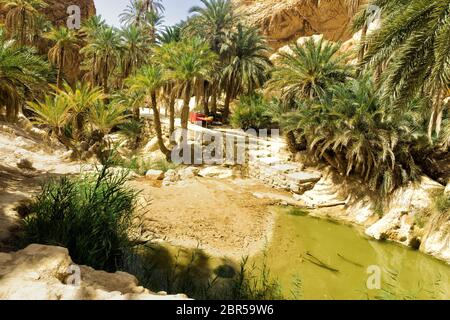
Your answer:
[250,207,450,300]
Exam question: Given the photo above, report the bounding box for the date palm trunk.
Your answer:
[151,92,171,160]
[181,82,192,129]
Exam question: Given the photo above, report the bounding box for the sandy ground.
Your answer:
[0,121,286,259]
[129,177,281,259]
[0,122,88,250]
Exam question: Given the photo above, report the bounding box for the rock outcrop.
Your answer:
[0,244,188,300]
[0,0,96,26]
[234,0,354,50]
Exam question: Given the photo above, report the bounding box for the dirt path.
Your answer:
[129,177,284,259]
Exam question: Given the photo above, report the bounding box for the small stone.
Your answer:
[145,169,165,180]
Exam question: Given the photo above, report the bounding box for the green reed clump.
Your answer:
[20,162,139,271]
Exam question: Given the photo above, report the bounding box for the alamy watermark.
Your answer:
[67,5,81,30]
[66,264,81,287]
[366,265,382,290]
[167,127,280,165]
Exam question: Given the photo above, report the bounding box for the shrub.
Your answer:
[20,162,139,271]
[231,94,273,131]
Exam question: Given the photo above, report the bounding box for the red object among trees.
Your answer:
[189,112,214,127]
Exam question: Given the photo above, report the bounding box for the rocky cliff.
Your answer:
[234,0,354,50]
[0,0,96,26]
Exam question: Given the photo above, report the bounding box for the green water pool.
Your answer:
[250,208,450,300]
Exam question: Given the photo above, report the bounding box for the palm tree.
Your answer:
[0,0,47,46]
[80,15,107,86]
[45,26,81,88]
[280,75,422,196]
[119,25,150,83]
[268,38,352,105]
[158,25,182,134]
[158,25,182,45]
[157,37,217,129]
[27,93,70,138]
[81,26,121,93]
[361,0,450,141]
[126,64,171,159]
[81,15,107,40]
[0,32,49,121]
[187,0,235,53]
[55,82,105,140]
[120,0,165,42]
[186,0,237,115]
[220,24,272,121]
[120,0,164,25]
[88,101,128,135]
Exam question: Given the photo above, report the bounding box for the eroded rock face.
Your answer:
[0,244,188,300]
[234,0,354,50]
[0,0,96,25]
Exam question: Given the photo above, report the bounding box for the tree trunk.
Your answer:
[181,82,191,130]
[223,85,233,122]
[57,48,64,88]
[103,57,109,94]
[133,105,140,121]
[211,92,217,115]
[151,92,171,160]
[169,95,175,136]
[286,130,297,154]
[202,94,210,115]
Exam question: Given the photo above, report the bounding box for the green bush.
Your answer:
[20,163,139,271]
[231,94,273,131]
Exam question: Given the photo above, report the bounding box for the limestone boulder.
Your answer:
[0,244,188,300]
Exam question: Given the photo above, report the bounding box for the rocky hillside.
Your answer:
[0,0,96,26]
[0,244,188,300]
[234,0,354,50]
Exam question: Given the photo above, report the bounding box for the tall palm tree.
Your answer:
[81,26,121,93]
[126,64,171,159]
[220,24,272,121]
[186,0,237,115]
[119,25,150,83]
[158,25,182,134]
[120,0,164,28]
[120,0,164,46]
[0,33,49,121]
[361,0,450,141]
[80,15,107,86]
[0,0,47,46]
[45,26,80,88]
[187,0,235,53]
[157,37,217,129]
[268,38,352,106]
